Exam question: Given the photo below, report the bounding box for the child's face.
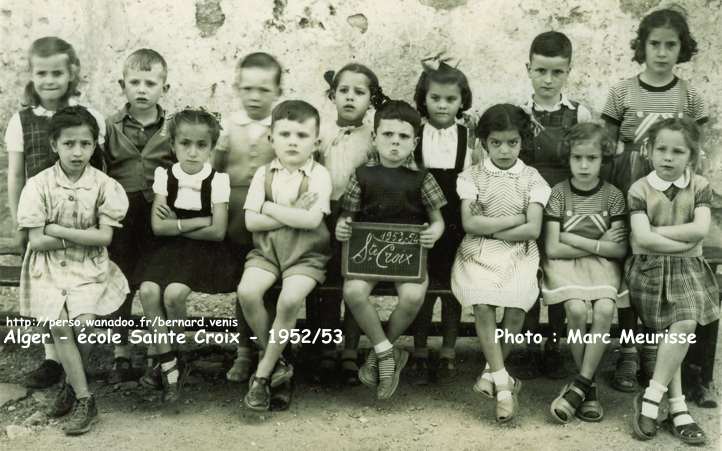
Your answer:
[334,71,371,126]
[373,119,418,168]
[237,67,281,120]
[484,129,521,170]
[121,63,168,113]
[650,129,691,182]
[173,122,213,175]
[527,54,570,104]
[51,125,95,179]
[270,118,319,169]
[31,54,73,107]
[644,27,681,76]
[425,81,462,128]
[569,140,602,184]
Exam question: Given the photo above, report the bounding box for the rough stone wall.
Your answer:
[1,0,721,243]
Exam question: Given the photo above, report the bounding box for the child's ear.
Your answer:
[413,136,420,148]
[162,83,170,94]
[49,138,58,154]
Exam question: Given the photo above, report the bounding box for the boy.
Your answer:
[516,31,593,380]
[239,100,332,411]
[212,52,281,383]
[104,48,175,384]
[336,100,446,400]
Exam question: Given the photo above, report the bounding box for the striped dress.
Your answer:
[451,159,550,310]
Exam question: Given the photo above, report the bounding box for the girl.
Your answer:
[628,118,717,446]
[451,104,550,423]
[314,63,387,385]
[410,55,476,385]
[601,6,708,392]
[17,106,129,436]
[543,123,627,424]
[135,108,238,408]
[5,36,106,390]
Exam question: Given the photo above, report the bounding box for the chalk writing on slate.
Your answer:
[342,222,427,282]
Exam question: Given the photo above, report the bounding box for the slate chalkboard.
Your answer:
[341,222,427,282]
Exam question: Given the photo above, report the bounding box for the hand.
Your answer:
[601,227,627,243]
[420,222,442,249]
[154,203,176,220]
[335,217,352,242]
[292,192,318,211]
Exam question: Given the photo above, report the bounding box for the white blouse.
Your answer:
[152,163,230,210]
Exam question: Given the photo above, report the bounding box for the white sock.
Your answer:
[161,359,178,384]
[669,395,693,426]
[490,368,512,400]
[641,379,667,419]
[482,363,493,381]
[374,340,393,355]
[44,343,58,362]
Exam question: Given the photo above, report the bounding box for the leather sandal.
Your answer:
[667,411,707,445]
[550,382,585,424]
[495,378,522,423]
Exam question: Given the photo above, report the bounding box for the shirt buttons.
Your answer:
[72,212,78,218]
[60,261,67,267]
[61,289,67,296]
[69,195,75,201]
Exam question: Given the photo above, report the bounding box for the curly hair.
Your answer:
[631,8,698,64]
[414,63,472,119]
[647,117,701,166]
[324,63,388,110]
[23,37,81,107]
[563,122,615,165]
[168,108,222,147]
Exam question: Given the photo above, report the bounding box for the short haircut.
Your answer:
[414,63,472,119]
[373,100,421,137]
[271,100,320,133]
[168,108,222,147]
[631,8,698,64]
[476,103,530,143]
[563,122,615,164]
[123,48,168,81]
[48,105,100,142]
[529,31,573,62]
[647,117,701,166]
[324,63,388,110]
[237,52,282,87]
[24,36,81,107]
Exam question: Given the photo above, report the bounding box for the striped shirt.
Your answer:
[545,179,626,223]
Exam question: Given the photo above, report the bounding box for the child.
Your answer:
[4,36,106,389]
[410,56,476,385]
[601,6,708,392]
[628,118,717,446]
[104,48,175,385]
[314,63,388,385]
[135,108,238,407]
[543,123,628,424]
[452,104,550,423]
[17,106,129,435]
[239,100,332,411]
[212,52,282,384]
[337,100,446,400]
[517,31,593,380]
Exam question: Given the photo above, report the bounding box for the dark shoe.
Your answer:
[107,357,134,385]
[140,361,163,390]
[694,382,718,408]
[408,356,431,386]
[436,357,459,385]
[312,355,338,386]
[377,348,409,400]
[508,348,542,380]
[612,351,640,393]
[631,392,658,440]
[63,395,98,436]
[359,351,379,388]
[340,357,360,386]
[24,360,63,389]
[160,359,188,407]
[244,375,270,411]
[542,342,568,379]
[666,411,707,445]
[270,358,294,388]
[47,382,76,418]
[270,379,294,411]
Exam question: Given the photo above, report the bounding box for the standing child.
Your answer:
[410,56,476,385]
[601,6,708,392]
[17,106,129,435]
[337,100,446,400]
[627,118,717,446]
[212,52,282,384]
[314,63,388,385]
[104,48,175,385]
[5,36,106,389]
[517,31,593,380]
[239,100,332,411]
[452,104,550,423]
[543,123,627,424]
[136,109,238,408]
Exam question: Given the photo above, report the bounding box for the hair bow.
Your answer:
[420,51,461,72]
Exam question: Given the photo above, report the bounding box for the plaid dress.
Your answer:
[17,164,130,321]
[626,173,719,330]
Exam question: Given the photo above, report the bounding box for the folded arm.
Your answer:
[182,202,229,241]
[492,203,544,242]
[652,207,711,243]
[630,213,698,253]
[460,199,526,235]
[150,195,211,236]
[558,220,628,259]
[261,200,324,230]
[32,223,115,250]
[544,220,591,259]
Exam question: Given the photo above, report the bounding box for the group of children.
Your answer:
[4,5,719,445]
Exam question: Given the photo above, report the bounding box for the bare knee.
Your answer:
[163,284,189,311]
[565,300,588,325]
[139,282,161,308]
[473,303,494,318]
[592,300,614,323]
[276,294,303,319]
[237,283,265,314]
[343,283,369,308]
[673,320,697,335]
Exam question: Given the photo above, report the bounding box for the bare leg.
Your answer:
[386,279,428,343]
[237,268,277,351]
[579,299,614,380]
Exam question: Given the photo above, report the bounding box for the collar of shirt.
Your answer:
[32,98,80,117]
[270,157,315,175]
[521,93,576,113]
[52,161,97,190]
[483,157,525,174]
[121,103,165,126]
[647,169,690,191]
[230,109,272,127]
[172,162,212,190]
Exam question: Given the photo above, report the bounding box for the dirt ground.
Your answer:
[0,285,720,450]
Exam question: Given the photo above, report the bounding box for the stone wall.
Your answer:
[1,0,720,243]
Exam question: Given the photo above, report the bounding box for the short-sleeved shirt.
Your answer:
[457,158,551,206]
[545,179,627,223]
[153,163,230,210]
[244,158,332,215]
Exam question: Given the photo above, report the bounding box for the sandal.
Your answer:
[226,354,253,383]
[495,377,522,423]
[270,379,294,411]
[244,374,270,412]
[160,359,190,408]
[576,383,603,422]
[666,411,707,446]
[340,357,360,386]
[472,369,495,399]
[631,392,658,440]
[612,351,639,393]
[550,383,585,424]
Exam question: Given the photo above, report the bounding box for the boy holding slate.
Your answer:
[336,100,446,400]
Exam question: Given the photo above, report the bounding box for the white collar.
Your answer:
[424,121,458,136]
[522,93,576,113]
[32,98,80,116]
[52,161,97,189]
[647,169,690,191]
[230,109,272,127]
[270,157,314,175]
[483,157,524,174]
[172,162,212,180]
